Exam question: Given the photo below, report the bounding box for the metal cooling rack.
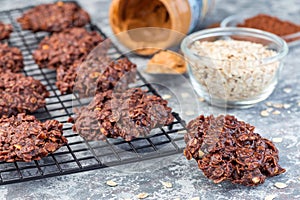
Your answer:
[0,2,187,185]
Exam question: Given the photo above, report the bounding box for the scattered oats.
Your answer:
[283,88,292,93]
[190,197,200,200]
[176,130,186,134]
[260,110,270,117]
[298,102,300,107]
[283,104,291,109]
[272,110,281,115]
[273,103,283,108]
[137,193,149,199]
[198,150,205,158]
[266,102,273,107]
[266,107,274,112]
[161,181,173,188]
[181,93,189,98]
[274,182,288,189]
[162,94,172,100]
[106,180,118,187]
[185,111,195,116]
[198,97,205,102]
[272,137,283,143]
[264,194,276,200]
[252,177,261,184]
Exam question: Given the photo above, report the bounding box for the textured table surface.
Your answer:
[0,0,299,199]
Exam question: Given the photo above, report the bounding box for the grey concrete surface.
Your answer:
[0,0,299,199]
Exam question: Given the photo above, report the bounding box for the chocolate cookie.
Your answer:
[33,28,104,69]
[0,43,24,73]
[184,115,286,186]
[71,88,174,141]
[0,22,13,40]
[56,57,136,95]
[0,72,49,117]
[0,113,67,162]
[17,2,90,32]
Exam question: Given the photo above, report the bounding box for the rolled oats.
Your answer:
[272,110,281,115]
[137,193,149,199]
[106,180,118,187]
[161,181,172,188]
[274,182,288,189]
[190,40,279,101]
[273,103,283,109]
[264,194,276,200]
[260,110,270,117]
[283,104,291,109]
[283,88,292,93]
[272,137,283,143]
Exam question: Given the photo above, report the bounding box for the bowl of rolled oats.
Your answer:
[181,27,288,108]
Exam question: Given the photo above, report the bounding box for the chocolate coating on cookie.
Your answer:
[0,22,13,40]
[0,43,24,73]
[33,28,104,69]
[184,115,285,186]
[0,113,67,162]
[0,72,49,117]
[56,57,136,95]
[17,2,90,32]
[72,88,174,141]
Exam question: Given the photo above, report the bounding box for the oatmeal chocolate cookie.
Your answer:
[72,88,174,141]
[0,113,67,162]
[0,22,13,40]
[33,28,104,69]
[0,43,24,73]
[184,115,286,186]
[0,72,49,117]
[56,57,136,95]
[17,2,90,32]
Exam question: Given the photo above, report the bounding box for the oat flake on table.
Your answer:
[160,181,173,188]
[264,194,277,200]
[106,180,118,187]
[274,182,288,189]
[137,192,149,199]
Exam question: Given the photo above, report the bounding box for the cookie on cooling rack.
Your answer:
[33,27,104,69]
[56,57,136,95]
[0,113,67,162]
[0,43,24,73]
[17,1,90,32]
[184,115,286,186]
[71,88,174,141]
[0,22,13,40]
[0,71,49,117]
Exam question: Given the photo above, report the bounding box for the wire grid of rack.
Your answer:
[0,2,187,185]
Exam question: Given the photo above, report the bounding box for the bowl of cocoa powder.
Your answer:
[221,13,300,47]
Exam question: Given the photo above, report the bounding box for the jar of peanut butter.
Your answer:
[109,0,215,55]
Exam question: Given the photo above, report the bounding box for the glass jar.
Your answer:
[109,0,215,55]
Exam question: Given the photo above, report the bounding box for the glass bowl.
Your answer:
[181,27,289,108]
[221,13,300,48]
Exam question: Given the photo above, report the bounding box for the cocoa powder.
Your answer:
[238,14,300,42]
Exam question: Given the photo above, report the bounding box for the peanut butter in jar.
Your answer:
[109,0,214,55]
